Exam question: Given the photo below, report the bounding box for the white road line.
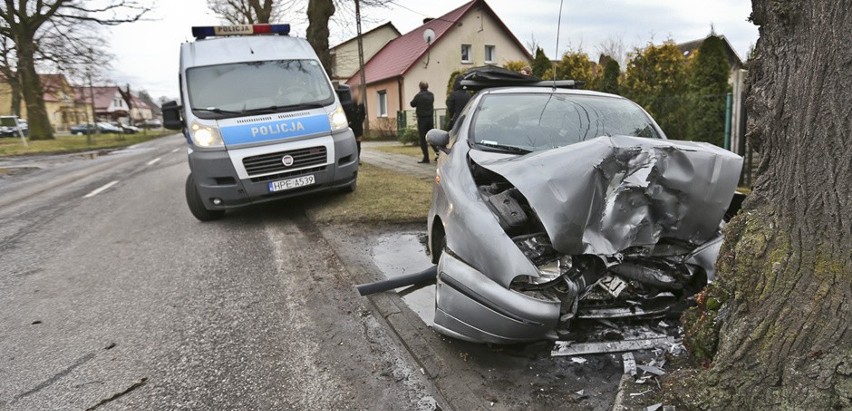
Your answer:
[83,181,119,198]
[147,157,162,166]
[170,148,180,153]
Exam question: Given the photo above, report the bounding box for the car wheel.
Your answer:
[343,177,357,193]
[185,173,225,221]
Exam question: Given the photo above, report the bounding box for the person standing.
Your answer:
[349,94,366,164]
[410,81,435,164]
[446,75,471,130]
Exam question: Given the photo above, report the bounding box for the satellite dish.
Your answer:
[423,28,436,44]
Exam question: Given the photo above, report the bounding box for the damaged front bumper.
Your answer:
[434,251,561,345]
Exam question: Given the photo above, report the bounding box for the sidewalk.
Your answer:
[360,141,436,180]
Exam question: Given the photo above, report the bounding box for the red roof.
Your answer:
[352,0,531,85]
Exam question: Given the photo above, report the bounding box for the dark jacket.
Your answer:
[446,89,471,130]
[348,103,365,137]
[410,90,434,119]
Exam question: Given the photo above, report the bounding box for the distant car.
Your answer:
[138,119,162,129]
[423,67,744,344]
[70,122,123,135]
[119,124,140,134]
[0,116,26,137]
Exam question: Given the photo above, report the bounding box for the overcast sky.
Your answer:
[107,0,758,100]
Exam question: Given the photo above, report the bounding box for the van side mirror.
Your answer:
[426,129,450,153]
[162,101,183,130]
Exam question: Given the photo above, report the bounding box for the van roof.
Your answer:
[180,35,318,69]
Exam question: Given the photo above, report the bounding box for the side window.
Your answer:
[377,90,387,117]
[461,44,472,63]
[484,45,495,63]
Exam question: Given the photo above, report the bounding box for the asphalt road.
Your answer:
[0,136,439,410]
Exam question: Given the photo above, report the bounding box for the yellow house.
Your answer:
[0,73,93,132]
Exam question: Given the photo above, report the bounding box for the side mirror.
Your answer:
[426,129,450,152]
[162,100,183,130]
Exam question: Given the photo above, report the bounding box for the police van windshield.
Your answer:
[186,59,334,119]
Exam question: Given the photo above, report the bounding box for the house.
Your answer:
[77,86,153,125]
[677,35,745,78]
[0,73,93,132]
[329,22,400,82]
[346,0,532,133]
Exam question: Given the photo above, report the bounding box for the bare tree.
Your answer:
[674,1,852,409]
[596,34,626,68]
[208,0,287,24]
[0,1,148,140]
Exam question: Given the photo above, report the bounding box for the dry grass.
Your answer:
[0,131,175,156]
[372,143,423,158]
[305,163,432,224]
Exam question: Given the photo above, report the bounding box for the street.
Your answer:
[0,135,438,410]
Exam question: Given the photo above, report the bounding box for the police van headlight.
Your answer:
[329,105,348,132]
[190,122,223,148]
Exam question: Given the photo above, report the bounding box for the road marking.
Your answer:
[146,157,162,166]
[83,181,119,198]
[170,148,180,153]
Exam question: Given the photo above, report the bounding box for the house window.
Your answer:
[377,90,388,117]
[461,44,472,63]
[485,45,496,63]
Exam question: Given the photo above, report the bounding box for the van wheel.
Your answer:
[186,173,225,221]
[343,177,357,193]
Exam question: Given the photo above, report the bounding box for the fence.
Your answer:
[396,108,447,138]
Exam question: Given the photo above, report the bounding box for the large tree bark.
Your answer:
[677,1,852,409]
[306,0,335,77]
[15,32,53,140]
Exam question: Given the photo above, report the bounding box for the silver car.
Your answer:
[425,86,742,344]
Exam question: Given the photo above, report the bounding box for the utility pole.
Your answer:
[355,0,369,134]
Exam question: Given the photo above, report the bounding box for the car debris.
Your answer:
[637,364,665,376]
[570,357,587,364]
[622,352,637,375]
[551,337,677,356]
[645,403,663,411]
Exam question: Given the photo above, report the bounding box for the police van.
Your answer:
[163,24,358,221]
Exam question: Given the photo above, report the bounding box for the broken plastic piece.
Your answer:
[637,364,665,376]
[645,403,662,411]
[623,352,637,375]
[551,337,677,356]
[570,357,587,364]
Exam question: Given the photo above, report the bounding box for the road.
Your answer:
[0,135,438,410]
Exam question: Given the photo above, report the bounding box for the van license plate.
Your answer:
[268,175,315,192]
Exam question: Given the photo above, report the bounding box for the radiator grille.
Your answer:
[242,146,327,176]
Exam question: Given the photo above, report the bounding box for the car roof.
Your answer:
[475,86,627,100]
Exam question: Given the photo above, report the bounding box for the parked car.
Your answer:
[70,122,123,135]
[119,124,140,134]
[423,68,743,344]
[0,116,27,137]
[138,119,162,129]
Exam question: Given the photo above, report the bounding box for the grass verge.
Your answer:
[372,143,423,158]
[305,163,432,224]
[0,131,175,156]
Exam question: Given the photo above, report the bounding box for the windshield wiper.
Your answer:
[191,107,244,115]
[245,103,325,114]
[477,140,532,154]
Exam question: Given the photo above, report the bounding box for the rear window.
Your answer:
[186,59,334,118]
[471,93,660,152]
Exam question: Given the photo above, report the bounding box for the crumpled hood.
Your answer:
[469,135,743,256]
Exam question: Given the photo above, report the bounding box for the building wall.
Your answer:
[403,9,530,119]
[361,78,401,135]
[331,25,399,81]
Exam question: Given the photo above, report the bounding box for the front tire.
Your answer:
[185,173,225,221]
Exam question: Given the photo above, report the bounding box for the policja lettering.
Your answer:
[251,120,306,137]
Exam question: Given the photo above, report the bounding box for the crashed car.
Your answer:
[424,76,742,345]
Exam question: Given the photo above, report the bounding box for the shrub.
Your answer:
[398,127,419,145]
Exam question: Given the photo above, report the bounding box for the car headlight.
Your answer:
[329,105,348,131]
[190,122,223,148]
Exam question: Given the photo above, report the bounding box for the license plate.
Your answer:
[597,275,628,298]
[268,175,315,192]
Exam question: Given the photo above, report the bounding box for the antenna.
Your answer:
[423,28,436,68]
[554,0,565,89]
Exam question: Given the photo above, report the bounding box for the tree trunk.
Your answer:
[306,0,335,77]
[676,1,852,409]
[16,33,54,140]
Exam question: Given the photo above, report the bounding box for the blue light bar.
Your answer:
[191,24,290,39]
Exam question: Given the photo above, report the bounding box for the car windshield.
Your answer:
[471,93,660,152]
[186,59,334,119]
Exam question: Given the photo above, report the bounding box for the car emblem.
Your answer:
[281,155,294,167]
